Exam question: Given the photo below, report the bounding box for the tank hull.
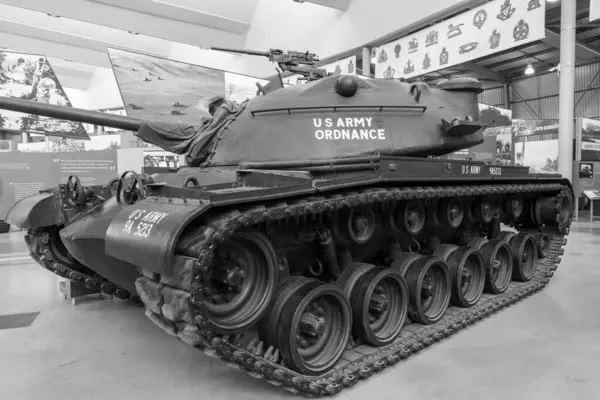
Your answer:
[59,197,140,294]
[7,155,573,396]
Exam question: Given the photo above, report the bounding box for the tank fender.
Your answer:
[5,192,65,229]
[104,197,212,276]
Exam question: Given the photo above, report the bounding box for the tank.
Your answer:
[2,62,573,396]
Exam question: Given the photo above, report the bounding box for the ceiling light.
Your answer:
[525,63,535,75]
[547,0,559,2]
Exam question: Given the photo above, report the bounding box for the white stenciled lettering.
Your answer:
[122,209,171,238]
[461,165,482,175]
[314,116,386,140]
[489,167,501,175]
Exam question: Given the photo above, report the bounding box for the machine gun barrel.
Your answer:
[210,47,271,58]
[0,97,142,132]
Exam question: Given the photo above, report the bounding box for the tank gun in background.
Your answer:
[210,47,329,86]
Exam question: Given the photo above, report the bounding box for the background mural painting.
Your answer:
[0,50,89,140]
[374,0,547,80]
[107,47,269,126]
[513,119,559,173]
[0,150,118,219]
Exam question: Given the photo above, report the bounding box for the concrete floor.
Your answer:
[1,222,600,400]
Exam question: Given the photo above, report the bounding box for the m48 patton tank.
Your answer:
[2,59,573,396]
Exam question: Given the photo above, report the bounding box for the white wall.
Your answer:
[62,87,91,109]
[85,68,124,110]
[245,0,476,58]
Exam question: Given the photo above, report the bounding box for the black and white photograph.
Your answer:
[1,1,600,400]
[0,50,89,139]
[580,117,600,161]
[579,162,594,178]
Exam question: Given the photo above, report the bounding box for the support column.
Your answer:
[362,47,371,78]
[503,83,510,110]
[558,0,576,180]
[21,132,30,143]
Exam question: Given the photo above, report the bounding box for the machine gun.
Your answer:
[210,47,329,83]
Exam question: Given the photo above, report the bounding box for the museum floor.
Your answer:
[1,222,600,400]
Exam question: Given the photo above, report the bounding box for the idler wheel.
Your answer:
[400,256,451,325]
[536,232,550,258]
[204,229,278,333]
[509,233,538,282]
[277,278,352,375]
[398,200,426,235]
[439,198,464,229]
[470,238,513,294]
[473,196,495,224]
[337,263,408,347]
[433,244,485,308]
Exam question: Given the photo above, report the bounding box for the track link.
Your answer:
[136,182,571,396]
[25,227,140,304]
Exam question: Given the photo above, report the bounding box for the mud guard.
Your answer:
[104,198,211,276]
[6,193,65,229]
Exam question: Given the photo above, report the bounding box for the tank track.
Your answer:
[24,227,141,304]
[138,182,570,396]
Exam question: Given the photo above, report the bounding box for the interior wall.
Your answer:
[245,0,477,58]
[62,87,91,109]
[84,68,125,110]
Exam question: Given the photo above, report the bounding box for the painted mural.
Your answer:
[0,50,89,139]
[107,48,268,126]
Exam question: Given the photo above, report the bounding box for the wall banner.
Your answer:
[320,55,358,77]
[374,0,546,79]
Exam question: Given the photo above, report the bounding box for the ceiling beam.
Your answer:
[541,28,600,59]
[501,56,561,78]
[0,31,111,68]
[462,61,507,83]
[50,65,95,80]
[0,20,168,56]
[89,0,249,34]
[0,0,244,49]
[300,0,350,12]
[483,48,558,70]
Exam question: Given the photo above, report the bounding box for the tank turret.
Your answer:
[0,74,486,168]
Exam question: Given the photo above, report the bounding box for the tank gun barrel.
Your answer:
[210,47,271,58]
[0,96,142,131]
